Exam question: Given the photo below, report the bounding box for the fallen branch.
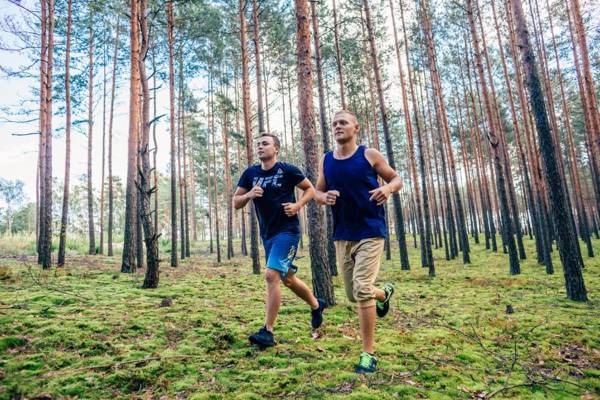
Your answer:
[24,262,92,302]
[486,382,537,399]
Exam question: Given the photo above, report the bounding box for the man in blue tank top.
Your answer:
[233,133,326,348]
[316,110,402,373]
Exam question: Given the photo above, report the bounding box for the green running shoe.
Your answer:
[376,283,395,318]
[355,351,378,373]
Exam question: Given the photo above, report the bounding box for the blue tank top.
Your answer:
[323,145,387,241]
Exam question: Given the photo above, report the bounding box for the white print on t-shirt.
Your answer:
[253,168,284,189]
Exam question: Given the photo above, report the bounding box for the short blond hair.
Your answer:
[333,109,358,123]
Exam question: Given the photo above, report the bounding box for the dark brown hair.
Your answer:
[258,132,281,150]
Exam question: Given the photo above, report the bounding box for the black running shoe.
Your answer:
[248,326,276,347]
[311,298,326,329]
[376,283,395,318]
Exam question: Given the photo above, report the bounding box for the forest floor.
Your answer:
[0,237,599,399]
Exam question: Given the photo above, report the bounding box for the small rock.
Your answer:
[505,304,514,314]
[160,298,173,307]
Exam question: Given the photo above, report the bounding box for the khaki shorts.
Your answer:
[335,237,385,308]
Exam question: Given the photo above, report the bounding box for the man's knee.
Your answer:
[352,280,374,303]
[282,274,295,288]
[265,269,281,285]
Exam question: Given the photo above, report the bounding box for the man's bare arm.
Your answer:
[282,178,315,217]
[315,155,339,205]
[233,185,264,209]
[365,148,403,205]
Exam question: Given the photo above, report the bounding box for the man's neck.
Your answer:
[260,157,277,171]
[335,140,358,158]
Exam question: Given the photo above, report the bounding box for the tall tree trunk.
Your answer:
[37,0,47,265]
[252,0,265,133]
[57,0,72,267]
[209,77,221,263]
[136,101,144,270]
[234,72,248,256]
[362,0,410,269]
[168,0,178,267]
[263,65,271,134]
[239,0,261,273]
[177,59,186,261]
[138,0,160,288]
[311,0,337,276]
[477,1,526,260]
[528,0,580,263]
[222,107,234,259]
[206,105,214,254]
[466,0,519,274]
[121,0,140,273]
[295,0,335,305]
[421,0,470,264]
[99,33,107,255]
[565,0,600,216]
[87,19,96,255]
[490,0,538,259]
[510,0,587,301]
[108,18,120,257]
[545,0,593,257]
[503,1,551,266]
[188,141,197,243]
[393,0,432,269]
[40,0,54,269]
[180,56,190,258]
[331,0,346,109]
[152,44,159,236]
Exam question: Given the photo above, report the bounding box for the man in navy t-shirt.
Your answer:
[233,133,325,348]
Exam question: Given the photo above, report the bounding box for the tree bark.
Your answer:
[121,0,141,273]
[362,0,410,270]
[239,0,261,273]
[138,0,160,288]
[421,0,470,264]
[40,0,54,269]
[510,0,587,301]
[180,55,190,258]
[108,18,120,257]
[295,0,335,305]
[168,0,178,267]
[394,0,433,270]
[99,31,108,256]
[331,0,346,109]
[209,78,221,263]
[222,107,234,259]
[86,18,96,256]
[37,0,47,265]
[252,0,265,133]
[57,0,72,267]
[310,0,337,276]
[466,0,519,273]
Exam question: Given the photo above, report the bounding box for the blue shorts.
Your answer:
[263,232,300,278]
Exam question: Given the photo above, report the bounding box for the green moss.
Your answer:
[0,237,598,399]
[0,336,27,352]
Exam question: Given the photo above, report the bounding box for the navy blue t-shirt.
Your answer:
[324,146,387,240]
[237,162,306,240]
